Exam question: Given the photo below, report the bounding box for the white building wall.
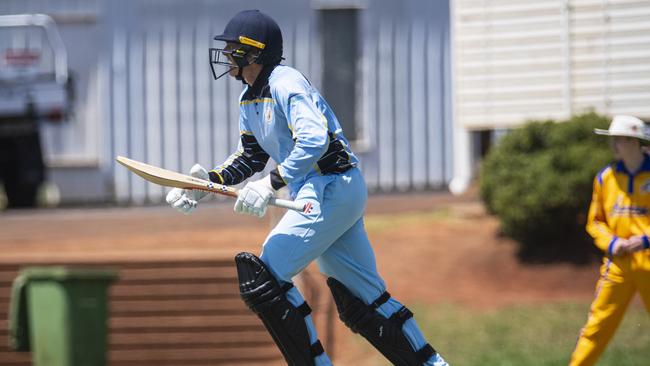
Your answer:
[453,0,650,130]
[451,0,650,192]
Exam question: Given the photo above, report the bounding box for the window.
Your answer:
[318,6,360,141]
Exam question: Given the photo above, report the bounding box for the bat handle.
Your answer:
[269,197,308,213]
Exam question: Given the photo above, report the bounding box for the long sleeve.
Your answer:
[208,133,270,186]
[585,176,618,256]
[272,93,329,186]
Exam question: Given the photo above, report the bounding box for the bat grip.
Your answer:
[269,197,308,213]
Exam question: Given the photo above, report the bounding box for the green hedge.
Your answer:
[479,112,613,262]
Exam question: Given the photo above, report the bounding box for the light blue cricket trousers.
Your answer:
[260,168,448,366]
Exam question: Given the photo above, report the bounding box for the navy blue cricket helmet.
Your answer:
[210,10,283,80]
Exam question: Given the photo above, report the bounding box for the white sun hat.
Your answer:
[594,115,650,141]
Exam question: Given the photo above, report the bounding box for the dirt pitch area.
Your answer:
[0,191,603,364]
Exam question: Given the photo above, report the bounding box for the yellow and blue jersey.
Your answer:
[586,153,650,255]
[571,153,650,366]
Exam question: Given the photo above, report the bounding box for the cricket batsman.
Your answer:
[569,115,650,365]
[165,9,449,366]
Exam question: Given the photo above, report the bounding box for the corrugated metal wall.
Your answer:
[1,0,452,204]
[361,1,453,193]
[453,0,650,130]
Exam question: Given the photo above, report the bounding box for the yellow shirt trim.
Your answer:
[240,98,274,106]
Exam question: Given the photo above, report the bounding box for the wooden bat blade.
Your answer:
[116,156,191,188]
[115,156,237,197]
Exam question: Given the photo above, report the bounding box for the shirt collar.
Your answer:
[615,153,650,175]
[247,64,277,98]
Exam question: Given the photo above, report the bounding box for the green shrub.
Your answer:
[479,112,613,262]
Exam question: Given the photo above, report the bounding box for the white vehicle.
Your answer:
[0,14,72,208]
[0,14,72,124]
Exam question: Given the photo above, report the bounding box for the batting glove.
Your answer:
[166,164,209,215]
[234,175,275,218]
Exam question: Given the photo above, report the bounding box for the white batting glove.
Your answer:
[165,164,209,215]
[234,175,275,218]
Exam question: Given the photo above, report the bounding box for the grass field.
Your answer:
[353,302,649,366]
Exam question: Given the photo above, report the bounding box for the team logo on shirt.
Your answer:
[641,179,650,193]
[611,196,649,216]
[264,104,273,123]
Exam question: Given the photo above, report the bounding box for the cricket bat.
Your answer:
[116,156,307,213]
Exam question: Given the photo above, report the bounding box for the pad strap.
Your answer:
[416,344,437,364]
[389,306,413,326]
[370,291,391,309]
[311,340,325,357]
[297,302,312,316]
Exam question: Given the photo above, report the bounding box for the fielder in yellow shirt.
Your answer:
[569,115,650,366]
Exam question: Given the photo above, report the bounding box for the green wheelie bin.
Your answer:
[8,266,118,366]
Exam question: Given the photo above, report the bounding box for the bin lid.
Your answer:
[19,266,119,282]
[8,274,30,352]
